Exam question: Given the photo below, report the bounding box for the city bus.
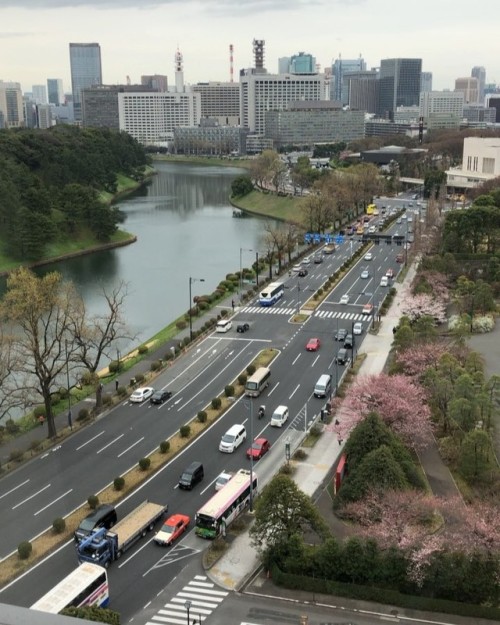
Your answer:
[259,281,284,306]
[245,366,271,397]
[31,563,109,614]
[195,469,258,539]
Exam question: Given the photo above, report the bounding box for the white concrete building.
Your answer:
[446,137,500,189]
[0,81,24,128]
[240,71,325,135]
[419,91,464,129]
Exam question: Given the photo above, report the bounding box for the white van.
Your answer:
[219,424,246,453]
[270,405,289,427]
[216,319,232,333]
[314,374,332,398]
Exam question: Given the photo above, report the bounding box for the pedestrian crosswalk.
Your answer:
[240,305,367,322]
[146,575,228,625]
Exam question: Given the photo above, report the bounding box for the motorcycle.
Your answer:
[258,405,265,420]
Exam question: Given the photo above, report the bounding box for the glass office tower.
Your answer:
[378,58,422,120]
[69,43,102,122]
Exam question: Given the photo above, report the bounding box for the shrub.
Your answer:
[238,373,248,386]
[138,457,151,471]
[114,476,125,491]
[180,425,191,438]
[293,448,308,460]
[108,360,120,373]
[88,495,99,510]
[117,385,127,397]
[246,364,256,376]
[9,449,24,463]
[176,319,188,330]
[220,308,228,317]
[211,397,222,410]
[135,373,145,383]
[5,419,20,435]
[150,360,162,372]
[197,411,208,423]
[224,385,235,397]
[58,387,68,399]
[472,315,495,333]
[159,440,170,454]
[81,371,96,386]
[52,517,66,534]
[198,300,209,311]
[18,541,32,560]
[102,393,113,406]
[279,463,293,475]
[138,344,149,355]
[77,408,90,422]
[34,405,46,418]
[29,439,42,452]
[310,424,323,438]
[182,336,191,347]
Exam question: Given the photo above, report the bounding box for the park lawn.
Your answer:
[233,189,307,225]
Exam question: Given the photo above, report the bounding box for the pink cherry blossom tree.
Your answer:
[333,373,432,451]
[395,342,448,381]
[401,293,447,325]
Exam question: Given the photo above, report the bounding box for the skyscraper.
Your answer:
[47,78,64,106]
[69,43,102,122]
[455,77,479,104]
[378,58,422,119]
[471,66,486,104]
[32,85,47,104]
[331,56,366,103]
[0,81,24,128]
[420,71,433,93]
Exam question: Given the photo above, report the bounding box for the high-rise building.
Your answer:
[343,70,378,113]
[377,58,422,119]
[471,66,486,104]
[141,74,168,92]
[82,84,157,129]
[486,95,500,122]
[420,71,433,93]
[331,56,366,103]
[419,91,464,129]
[0,81,25,128]
[69,42,102,122]
[454,76,479,104]
[47,78,64,106]
[191,82,240,126]
[279,52,316,74]
[240,71,325,134]
[32,85,47,104]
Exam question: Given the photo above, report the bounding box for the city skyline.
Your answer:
[1,0,499,94]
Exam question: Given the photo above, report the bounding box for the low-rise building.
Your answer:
[173,118,248,155]
[446,136,500,189]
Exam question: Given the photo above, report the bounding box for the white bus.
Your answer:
[245,366,271,397]
[30,563,109,614]
[195,469,258,539]
[259,281,284,306]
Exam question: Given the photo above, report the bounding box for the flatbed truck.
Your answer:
[76,500,167,568]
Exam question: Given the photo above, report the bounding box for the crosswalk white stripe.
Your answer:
[171,598,218,609]
[161,606,213,615]
[317,311,326,318]
[182,586,228,597]
[193,575,207,580]
[339,312,347,318]
[149,616,186,625]
[177,590,226,600]
[187,581,215,588]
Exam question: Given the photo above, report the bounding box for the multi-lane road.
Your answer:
[0,198,412,620]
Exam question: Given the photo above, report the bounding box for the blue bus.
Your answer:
[259,282,284,306]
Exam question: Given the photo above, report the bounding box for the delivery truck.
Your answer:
[76,500,167,567]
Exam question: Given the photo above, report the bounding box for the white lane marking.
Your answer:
[117,436,145,458]
[0,479,30,501]
[76,430,105,450]
[96,433,124,454]
[34,489,73,516]
[12,483,51,510]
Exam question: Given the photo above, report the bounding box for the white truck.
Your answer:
[76,500,167,568]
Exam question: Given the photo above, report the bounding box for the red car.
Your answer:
[246,438,271,460]
[306,338,321,351]
[362,303,374,315]
[396,253,404,263]
[386,268,395,278]
[153,514,190,546]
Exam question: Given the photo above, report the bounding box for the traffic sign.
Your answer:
[335,235,344,244]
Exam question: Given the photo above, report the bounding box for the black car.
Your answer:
[335,348,348,365]
[334,328,347,341]
[344,334,354,349]
[313,254,323,264]
[237,323,250,333]
[150,389,172,404]
[298,268,308,277]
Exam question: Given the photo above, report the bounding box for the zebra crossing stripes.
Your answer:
[240,305,296,315]
[147,575,228,625]
[239,305,366,322]
[314,310,366,321]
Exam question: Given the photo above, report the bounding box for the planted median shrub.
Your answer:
[9,449,24,463]
[246,364,256,376]
[117,385,127,397]
[224,385,235,398]
[88,495,99,510]
[78,408,90,422]
[52,517,66,534]
[238,373,247,386]
[197,411,208,424]
[150,360,162,372]
[138,457,151,471]
[180,425,191,438]
[114,476,125,491]
[211,397,222,410]
[18,541,32,560]
[135,373,145,383]
[159,440,170,454]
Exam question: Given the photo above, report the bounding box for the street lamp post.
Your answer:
[188,277,205,342]
[184,600,191,625]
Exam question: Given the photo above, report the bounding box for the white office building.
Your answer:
[446,137,500,189]
[419,91,464,128]
[240,71,325,135]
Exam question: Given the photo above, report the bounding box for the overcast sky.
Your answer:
[2,0,499,95]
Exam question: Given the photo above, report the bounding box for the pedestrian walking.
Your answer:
[38,415,45,426]
[115,380,119,392]
[231,299,235,312]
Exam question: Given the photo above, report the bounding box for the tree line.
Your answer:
[0,126,150,260]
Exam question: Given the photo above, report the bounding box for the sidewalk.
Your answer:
[207,260,462,599]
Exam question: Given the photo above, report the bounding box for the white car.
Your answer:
[292,264,302,272]
[353,322,363,335]
[364,252,373,261]
[214,471,233,491]
[360,269,370,279]
[130,387,155,403]
[302,256,312,265]
[368,226,376,233]
[380,276,389,287]
[340,294,350,305]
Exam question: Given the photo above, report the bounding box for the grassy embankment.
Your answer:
[231,189,307,225]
